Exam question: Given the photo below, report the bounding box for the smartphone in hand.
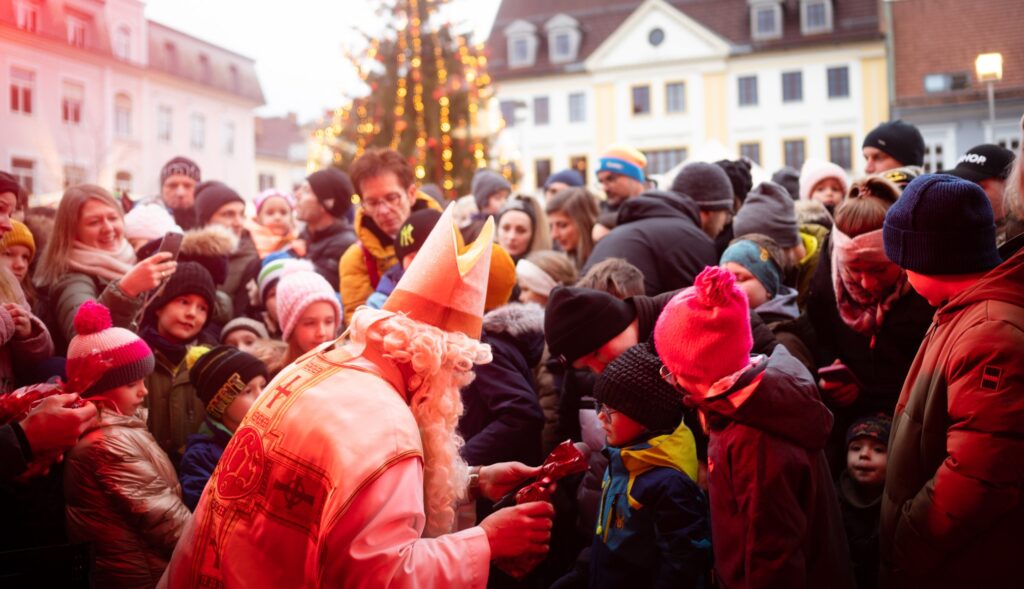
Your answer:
[157,231,184,262]
[818,363,864,390]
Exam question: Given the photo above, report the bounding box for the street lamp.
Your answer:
[975,52,1003,142]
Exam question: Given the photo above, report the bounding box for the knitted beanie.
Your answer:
[845,413,893,447]
[471,169,512,210]
[544,169,584,190]
[715,159,753,204]
[485,244,516,312]
[863,120,926,167]
[878,166,921,191]
[672,162,735,211]
[883,174,1001,275]
[597,144,647,183]
[195,181,244,227]
[799,159,850,201]
[732,182,800,248]
[595,343,684,432]
[146,261,217,324]
[67,300,155,398]
[160,156,201,185]
[189,345,267,421]
[220,317,270,342]
[0,220,35,259]
[124,203,182,243]
[306,168,355,219]
[256,252,303,305]
[0,171,24,199]
[771,167,801,201]
[276,270,341,341]
[254,188,296,213]
[654,266,752,387]
[545,286,637,365]
[720,239,782,299]
[394,209,442,262]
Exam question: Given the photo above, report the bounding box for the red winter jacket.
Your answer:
[880,244,1024,587]
[695,346,853,589]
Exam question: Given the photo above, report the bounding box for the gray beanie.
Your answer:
[733,182,800,248]
[671,162,734,212]
[471,169,511,210]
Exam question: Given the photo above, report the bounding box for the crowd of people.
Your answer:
[0,115,1022,588]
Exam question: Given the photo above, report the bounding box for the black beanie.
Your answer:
[0,171,24,201]
[863,120,926,167]
[195,181,244,227]
[771,167,800,201]
[594,342,683,432]
[307,168,355,219]
[190,345,267,421]
[394,209,442,262]
[883,174,1001,275]
[545,286,636,365]
[145,261,217,325]
[715,159,753,204]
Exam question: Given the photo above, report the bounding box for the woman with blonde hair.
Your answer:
[36,184,177,352]
[545,187,600,270]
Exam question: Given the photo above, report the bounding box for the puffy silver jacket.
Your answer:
[64,407,190,589]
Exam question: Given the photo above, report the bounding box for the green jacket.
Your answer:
[49,272,143,354]
[144,348,206,467]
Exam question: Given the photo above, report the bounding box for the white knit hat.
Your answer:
[124,203,182,242]
[799,159,850,201]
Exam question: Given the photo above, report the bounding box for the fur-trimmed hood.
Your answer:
[180,224,239,258]
[482,303,546,369]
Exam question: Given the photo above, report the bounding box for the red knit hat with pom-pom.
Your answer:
[66,300,155,398]
[654,266,752,388]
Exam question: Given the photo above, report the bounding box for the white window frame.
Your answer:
[115,171,132,194]
[9,66,35,116]
[533,96,550,126]
[10,157,35,194]
[258,173,275,191]
[67,14,87,48]
[568,92,585,123]
[223,121,236,155]
[14,0,39,33]
[158,105,173,142]
[114,26,131,60]
[63,163,87,188]
[801,0,833,35]
[190,113,206,150]
[114,93,132,138]
[61,80,84,125]
[505,20,539,69]
[666,81,686,113]
[750,1,783,41]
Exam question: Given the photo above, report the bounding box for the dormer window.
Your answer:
[14,0,39,33]
[165,42,178,70]
[505,20,538,69]
[114,26,131,60]
[801,0,833,35]
[749,0,782,41]
[67,14,87,48]
[545,13,581,64]
[199,54,212,83]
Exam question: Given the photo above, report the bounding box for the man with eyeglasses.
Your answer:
[295,168,357,291]
[339,148,443,325]
[596,144,647,212]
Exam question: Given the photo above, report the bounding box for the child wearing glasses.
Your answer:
[588,342,710,589]
[654,266,852,588]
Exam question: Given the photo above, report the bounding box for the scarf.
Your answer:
[141,325,190,366]
[830,228,910,347]
[68,239,136,281]
[245,218,298,259]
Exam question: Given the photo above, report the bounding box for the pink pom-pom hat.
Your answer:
[66,300,155,397]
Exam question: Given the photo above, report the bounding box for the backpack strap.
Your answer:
[361,243,381,289]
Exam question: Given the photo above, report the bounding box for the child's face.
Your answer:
[290,301,338,354]
[598,404,647,447]
[155,294,209,343]
[223,375,267,432]
[811,178,845,208]
[223,329,258,354]
[99,379,148,415]
[722,262,769,309]
[0,244,32,282]
[257,197,293,236]
[847,436,887,486]
[264,285,279,324]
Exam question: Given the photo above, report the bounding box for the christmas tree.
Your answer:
[311,0,494,199]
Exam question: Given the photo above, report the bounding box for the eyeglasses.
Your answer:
[659,364,687,395]
[595,403,619,419]
[361,192,404,211]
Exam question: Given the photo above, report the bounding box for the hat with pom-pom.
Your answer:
[66,300,155,398]
[276,269,341,342]
[654,266,752,388]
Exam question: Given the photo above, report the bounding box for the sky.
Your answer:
[145,0,501,122]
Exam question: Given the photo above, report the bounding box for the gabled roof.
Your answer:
[147,21,265,104]
[487,0,882,81]
[255,115,306,160]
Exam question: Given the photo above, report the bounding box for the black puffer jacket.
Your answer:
[302,219,356,291]
[459,303,545,468]
[583,191,717,296]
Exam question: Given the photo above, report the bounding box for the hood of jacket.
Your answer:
[699,346,833,451]
[756,285,800,321]
[180,224,239,257]
[936,246,1024,324]
[483,302,546,368]
[616,190,701,228]
[618,419,700,483]
[352,191,443,259]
